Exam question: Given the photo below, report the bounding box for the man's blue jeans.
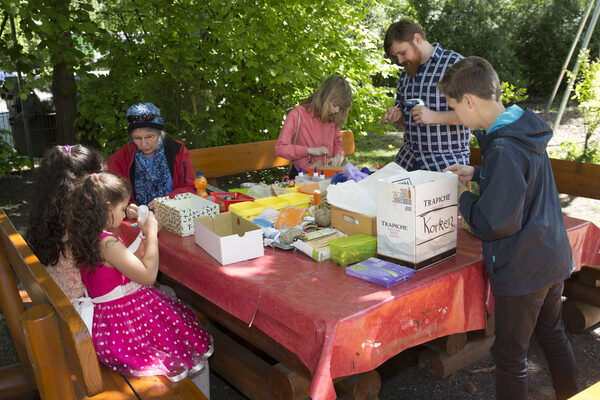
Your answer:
[492,281,579,400]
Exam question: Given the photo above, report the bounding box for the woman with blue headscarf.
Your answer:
[108,103,195,217]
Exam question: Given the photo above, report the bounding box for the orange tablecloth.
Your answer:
[119,215,599,400]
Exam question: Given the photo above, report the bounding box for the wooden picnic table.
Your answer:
[118,215,599,400]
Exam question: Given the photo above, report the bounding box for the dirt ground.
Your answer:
[1,104,599,399]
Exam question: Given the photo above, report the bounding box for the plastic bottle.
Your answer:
[194,171,208,199]
[319,170,325,180]
[313,168,319,180]
[297,168,304,177]
[138,205,149,223]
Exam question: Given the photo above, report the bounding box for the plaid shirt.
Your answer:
[394,44,470,171]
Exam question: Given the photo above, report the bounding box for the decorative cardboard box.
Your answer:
[346,257,414,287]
[154,193,219,237]
[194,212,264,265]
[376,170,458,269]
[331,206,377,236]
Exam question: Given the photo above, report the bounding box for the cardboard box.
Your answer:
[376,170,458,269]
[309,161,344,178]
[194,212,264,265]
[291,228,346,262]
[154,193,219,237]
[331,206,377,236]
[346,257,414,287]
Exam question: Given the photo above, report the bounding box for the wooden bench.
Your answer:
[190,130,355,186]
[469,147,600,200]
[0,208,208,400]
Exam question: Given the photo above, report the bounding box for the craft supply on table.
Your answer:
[229,201,266,220]
[254,196,290,211]
[210,191,254,212]
[329,234,377,267]
[194,171,208,199]
[292,228,346,262]
[346,257,414,287]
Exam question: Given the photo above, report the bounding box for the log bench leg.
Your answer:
[268,363,310,400]
[334,370,381,400]
[423,332,468,356]
[419,335,495,379]
[562,299,600,333]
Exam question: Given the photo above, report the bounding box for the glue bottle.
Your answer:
[128,205,149,253]
[194,171,208,199]
[313,168,319,180]
[319,170,325,180]
[297,168,304,177]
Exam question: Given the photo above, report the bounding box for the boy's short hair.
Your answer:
[438,56,501,102]
[384,19,427,57]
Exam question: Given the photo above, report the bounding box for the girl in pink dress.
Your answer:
[26,144,104,302]
[65,171,212,382]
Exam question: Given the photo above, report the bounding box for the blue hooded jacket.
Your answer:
[460,109,574,296]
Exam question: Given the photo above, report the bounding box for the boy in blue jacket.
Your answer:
[439,56,579,400]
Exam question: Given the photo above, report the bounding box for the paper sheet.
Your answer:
[327,163,406,217]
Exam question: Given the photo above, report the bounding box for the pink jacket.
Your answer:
[275,105,344,173]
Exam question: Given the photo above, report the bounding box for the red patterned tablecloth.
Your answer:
[119,215,599,400]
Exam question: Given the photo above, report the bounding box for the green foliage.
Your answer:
[549,139,600,164]
[569,49,600,158]
[0,0,105,98]
[72,0,395,156]
[500,81,528,105]
[0,133,29,177]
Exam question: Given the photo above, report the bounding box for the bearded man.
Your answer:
[382,19,470,171]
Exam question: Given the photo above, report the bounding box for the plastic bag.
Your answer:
[275,206,306,230]
[247,182,272,199]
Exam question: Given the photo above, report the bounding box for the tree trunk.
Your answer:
[52,61,77,145]
[50,0,77,145]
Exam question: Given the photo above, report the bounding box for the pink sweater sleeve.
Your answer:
[332,128,344,156]
[275,108,309,161]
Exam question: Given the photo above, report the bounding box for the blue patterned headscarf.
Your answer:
[133,137,171,205]
[127,102,165,133]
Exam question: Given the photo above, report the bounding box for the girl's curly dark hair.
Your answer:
[65,172,130,271]
[26,145,104,266]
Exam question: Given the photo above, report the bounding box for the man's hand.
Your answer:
[307,146,330,157]
[443,164,475,182]
[381,105,402,124]
[411,105,436,124]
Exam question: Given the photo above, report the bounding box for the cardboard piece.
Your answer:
[194,212,264,265]
[331,206,377,236]
[376,170,458,269]
[292,228,346,262]
[154,193,219,237]
[309,161,344,178]
[346,257,414,287]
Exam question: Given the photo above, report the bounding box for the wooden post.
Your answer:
[470,313,495,338]
[578,265,600,288]
[424,332,468,356]
[268,363,310,400]
[564,279,600,308]
[21,304,76,400]
[562,299,600,333]
[419,336,495,379]
[334,370,381,400]
[0,249,35,387]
